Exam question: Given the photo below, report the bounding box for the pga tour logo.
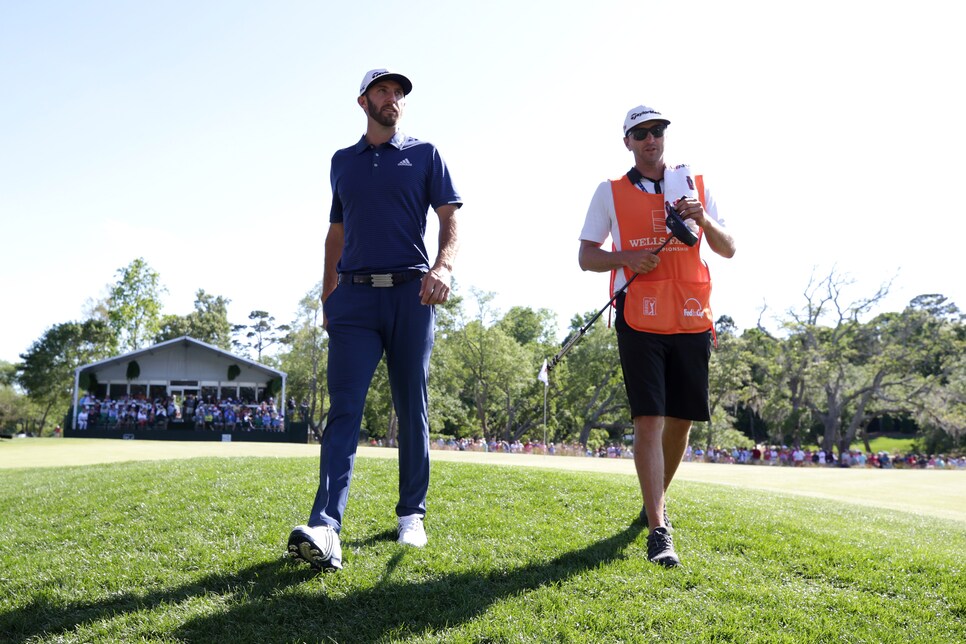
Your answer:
[642,297,704,318]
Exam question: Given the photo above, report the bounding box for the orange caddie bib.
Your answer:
[611,175,713,334]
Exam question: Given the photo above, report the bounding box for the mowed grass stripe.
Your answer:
[3,438,965,523]
[1,456,964,642]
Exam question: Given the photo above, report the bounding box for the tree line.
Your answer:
[2,259,964,455]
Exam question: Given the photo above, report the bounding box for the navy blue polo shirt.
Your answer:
[329,132,462,274]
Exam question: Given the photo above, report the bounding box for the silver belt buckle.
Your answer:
[371,273,394,287]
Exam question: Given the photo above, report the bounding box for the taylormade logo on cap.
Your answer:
[623,105,671,135]
[364,70,390,90]
[359,68,413,96]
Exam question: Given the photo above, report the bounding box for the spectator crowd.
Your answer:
[390,437,966,470]
[68,396,964,469]
[73,393,286,432]
[682,444,965,469]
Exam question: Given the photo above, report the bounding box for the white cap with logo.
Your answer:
[359,68,413,96]
[623,105,670,136]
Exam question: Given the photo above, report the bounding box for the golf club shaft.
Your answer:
[547,238,672,372]
[547,276,634,371]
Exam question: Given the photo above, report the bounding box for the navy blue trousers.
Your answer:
[308,277,434,533]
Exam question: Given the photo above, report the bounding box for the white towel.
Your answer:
[663,163,699,237]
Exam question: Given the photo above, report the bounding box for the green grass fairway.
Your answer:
[4,438,965,523]
[1,450,963,643]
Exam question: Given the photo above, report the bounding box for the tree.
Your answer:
[448,289,503,440]
[426,291,478,439]
[0,360,39,434]
[914,352,966,451]
[0,383,43,435]
[107,257,166,352]
[498,306,557,346]
[15,320,114,432]
[703,316,751,449]
[0,360,15,388]
[894,295,966,446]
[232,311,292,361]
[444,291,552,443]
[733,326,785,445]
[690,406,754,451]
[275,284,328,434]
[553,311,628,447]
[784,271,888,453]
[155,290,233,349]
[483,305,563,444]
[362,358,396,443]
[451,318,497,440]
[779,271,957,454]
[484,324,532,442]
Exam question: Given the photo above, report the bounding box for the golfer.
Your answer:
[288,68,462,572]
[577,105,735,567]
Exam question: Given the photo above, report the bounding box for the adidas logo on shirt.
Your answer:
[397,158,412,167]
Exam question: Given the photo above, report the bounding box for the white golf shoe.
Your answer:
[397,514,428,547]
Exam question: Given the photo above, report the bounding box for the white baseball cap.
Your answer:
[359,68,413,96]
[623,105,670,136]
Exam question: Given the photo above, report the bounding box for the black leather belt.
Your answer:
[339,270,425,287]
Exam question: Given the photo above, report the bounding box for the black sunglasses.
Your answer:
[628,124,667,140]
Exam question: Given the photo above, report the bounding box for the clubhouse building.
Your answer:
[65,336,308,443]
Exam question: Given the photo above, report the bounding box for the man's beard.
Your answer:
[366,96,400,127]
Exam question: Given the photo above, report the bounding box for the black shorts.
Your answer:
[615,293,712,421]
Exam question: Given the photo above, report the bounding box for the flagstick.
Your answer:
[537,359,549,452]
[543,382,548,449]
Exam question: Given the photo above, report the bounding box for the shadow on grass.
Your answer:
[0,558,307,643]
[347,527,400,548]
[178,523,645,641]
[1,524,643,642]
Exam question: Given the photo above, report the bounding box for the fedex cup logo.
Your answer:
[682,298,703,318]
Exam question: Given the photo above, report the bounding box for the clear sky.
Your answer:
[2,0,964,365]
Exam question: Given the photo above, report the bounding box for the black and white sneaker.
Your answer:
[637,504,673,531]
[646,527,681,568]
[287,524,343,572]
